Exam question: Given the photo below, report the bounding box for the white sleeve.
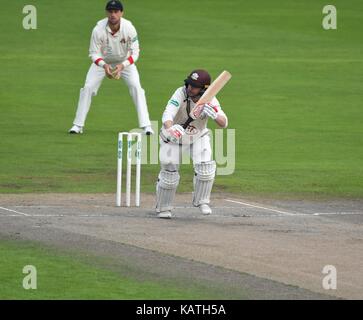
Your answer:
[89,27,105,67]
[122,24,140,68]
[162,89,184,123]
[217,109,228,128]
[211,97,228,128]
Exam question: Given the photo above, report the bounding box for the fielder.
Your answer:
[156,70,228,218]
[69,0,153,135]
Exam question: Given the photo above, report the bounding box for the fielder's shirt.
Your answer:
[89,17,139,68]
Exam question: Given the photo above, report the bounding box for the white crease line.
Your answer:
[14,205,67,208]
[0,214,112,217]
[14,205,108,209]
[32,215,110,217]
[0,206,30,216]
[175,206,242,209]
[224,199,307,216]
[0,215,27,217]
[313,212,363,216]
[13,205,238,209]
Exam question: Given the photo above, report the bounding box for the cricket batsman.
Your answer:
[156,69,228,218]
[69,0,153,135]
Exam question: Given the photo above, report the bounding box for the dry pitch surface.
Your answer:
[0,193,362,299]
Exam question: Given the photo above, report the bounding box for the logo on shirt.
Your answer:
[169,99,179,107]
[191,73,199,80]
[120,38,126,44]
[186,125,199,135]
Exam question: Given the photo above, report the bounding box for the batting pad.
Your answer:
[156,168,180,213]
[192,160,216,206]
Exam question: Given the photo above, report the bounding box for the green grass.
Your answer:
[0,239,213,299]
[0,0,362,198]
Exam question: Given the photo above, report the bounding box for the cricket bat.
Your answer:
[182,70,232,129]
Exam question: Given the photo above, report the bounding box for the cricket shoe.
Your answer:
[143,125,154,135]
[198,204,212,215]
[157,211,172,219]
[69,125,83,134]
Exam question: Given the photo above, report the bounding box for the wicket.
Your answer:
[116,132,142,207]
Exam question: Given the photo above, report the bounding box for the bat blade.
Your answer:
[190,70,232,119]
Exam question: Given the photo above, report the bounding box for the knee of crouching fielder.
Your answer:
[81,86,98,97]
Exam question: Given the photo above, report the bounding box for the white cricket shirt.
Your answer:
[162,86,228,144]
[89,17,140,68]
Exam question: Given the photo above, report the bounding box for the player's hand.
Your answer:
[189,103,204,120]
[201,103,218,120]
[112,64,124,80]
[163,124,185,144]
[104,64,114,79]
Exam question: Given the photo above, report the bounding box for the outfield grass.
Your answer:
[0,239,213,299]
[0,0,362,197]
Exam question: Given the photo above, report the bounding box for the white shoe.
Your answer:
[69,125,83,134]
[143,125,154,135]
[157,211,172,219]
[199,204,212,215]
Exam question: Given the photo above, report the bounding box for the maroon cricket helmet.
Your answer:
[184,69,211,93]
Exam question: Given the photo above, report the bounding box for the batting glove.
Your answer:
[165,124,185,143]
[202,103,219,120]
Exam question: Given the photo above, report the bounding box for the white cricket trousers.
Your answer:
[159,133,212,165]
[72,63,151,128]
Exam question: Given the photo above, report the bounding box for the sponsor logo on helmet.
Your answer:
[191,73,199,80]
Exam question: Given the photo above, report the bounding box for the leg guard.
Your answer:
[192,160,216,206]
[156,164,180,213]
